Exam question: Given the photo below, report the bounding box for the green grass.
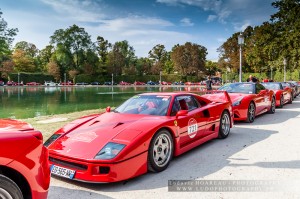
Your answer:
[21,109,105,141]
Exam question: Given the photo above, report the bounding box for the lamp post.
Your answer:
[270,66,273,80]
[238,33,244,82]
[283,58,287,82]
[112,73,114,86]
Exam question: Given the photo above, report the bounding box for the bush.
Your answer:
[9,73,55,84]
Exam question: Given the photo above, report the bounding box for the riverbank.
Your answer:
[22,109,104,140]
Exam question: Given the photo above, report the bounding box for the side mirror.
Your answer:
[106,106,111,112]
[176,110,188,118]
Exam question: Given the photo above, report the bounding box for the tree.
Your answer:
[0,9,18,72]
[12,49,35,72]
[171,42,207,76]
[270,0,300,71]
[107,40,135,75]
[38,45,55,71]
[205,60,219,76]
[50,24,94,71]
[47,60,60,82]
[96,36,111,64]
[148,44,168,74]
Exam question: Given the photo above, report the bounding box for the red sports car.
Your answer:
[0,119,50,199]
[218,82,276,123]
[45,92,233,183]
[26,82,41,86]
[133,81,146,85]
[119,81,131,85]
[262,82,292,107]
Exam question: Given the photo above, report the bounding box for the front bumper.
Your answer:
[49,151,148,183]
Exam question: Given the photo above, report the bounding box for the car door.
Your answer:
[254,83,266,113]
[171,95,207,148]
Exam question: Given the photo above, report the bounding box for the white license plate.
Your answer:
[50,165,76,179]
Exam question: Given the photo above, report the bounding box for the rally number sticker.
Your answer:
[188,118,198,138]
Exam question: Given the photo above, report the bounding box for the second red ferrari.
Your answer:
[219,82,276,123]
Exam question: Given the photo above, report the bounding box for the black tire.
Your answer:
[0,174,23,199]
[268,97,276,114]
[148,129,173,172]
[218,111,231,139]
[279,95,284,108]
[246,102,256,123]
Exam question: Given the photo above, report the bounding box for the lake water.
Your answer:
[0,86,206,119]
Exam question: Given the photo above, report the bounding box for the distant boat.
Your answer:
[44,81,57,86]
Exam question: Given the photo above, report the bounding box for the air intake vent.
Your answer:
[90,121,100,126]
[113,123,124,128]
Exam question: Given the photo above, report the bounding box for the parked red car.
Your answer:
[26,82,41,86]
[0,119,50,199]
[161,81,172,85]
[59,82,74,86]
[133,81,145,85]
[262,82,292,107]
[218,82,275,123]
[6,81,24,86]
[45,92,233,183]
[119,81,131,85]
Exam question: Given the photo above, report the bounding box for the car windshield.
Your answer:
[114,95,171,116]
[218,83,254,94]
[262,83,281,90]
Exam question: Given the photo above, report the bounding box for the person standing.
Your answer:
[206,76,213,90]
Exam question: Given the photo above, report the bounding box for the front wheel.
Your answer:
[268,97,276,114]
[148,129,173,172]
[246,102,256,123]
[0,174,23,199]
[218,111,230,139]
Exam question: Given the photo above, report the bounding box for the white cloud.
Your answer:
[41,0,106,21]
[233,21,252,32]
[180,18,194,26]
[207,15,217,22]
[156,0,222,11]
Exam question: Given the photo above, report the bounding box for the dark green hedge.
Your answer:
[74,74,205,83]
[9,73,55,84]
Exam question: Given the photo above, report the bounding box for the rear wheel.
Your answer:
[0,174,23,199]
[148,129,173,172]
[246,102,256,123]
[268,97,276,114]
[279,95,284,108]
[218,111,230,139]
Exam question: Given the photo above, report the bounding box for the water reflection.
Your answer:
[0,86,205,119]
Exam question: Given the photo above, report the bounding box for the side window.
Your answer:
[256,84,266,94]
[185,96,199,111]
[170,95,200,116]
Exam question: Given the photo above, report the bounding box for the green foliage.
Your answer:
[0,9,18,68]
[171,42,207,75]
[8,72,54,83]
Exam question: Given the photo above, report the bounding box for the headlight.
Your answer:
[94,142,126,160]
[44,134,61,147]
[232,97,244,106]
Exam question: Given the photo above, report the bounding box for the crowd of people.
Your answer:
[246,75,274,83]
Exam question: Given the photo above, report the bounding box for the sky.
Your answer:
[1,0,277,61]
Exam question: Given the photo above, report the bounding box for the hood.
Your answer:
[0,119,33,132]
[227,93,252,102]
[49,112,160,159]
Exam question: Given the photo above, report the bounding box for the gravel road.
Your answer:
[48,97,300,199]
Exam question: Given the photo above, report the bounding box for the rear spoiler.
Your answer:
[201,90,232,104]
